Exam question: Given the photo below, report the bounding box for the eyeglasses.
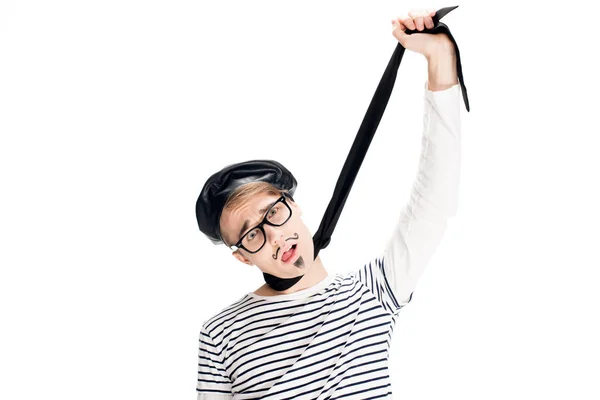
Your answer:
[231,195,293,254]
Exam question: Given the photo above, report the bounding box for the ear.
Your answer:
[232,250,253,266]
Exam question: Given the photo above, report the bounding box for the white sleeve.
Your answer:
[382,80,462,305]
[197,394,233,400]
[197,325,233,399]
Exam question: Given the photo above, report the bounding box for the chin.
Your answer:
[280,251,307,274]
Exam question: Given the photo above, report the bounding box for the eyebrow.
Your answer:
[237,199,279,242]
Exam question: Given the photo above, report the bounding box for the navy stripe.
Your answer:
[197,377,231,384]
[197,265,411,398]
[213,280,361,347]
[332,382,391,399]
[224,282,364,356]
[216,280,352,343]
[260,356,389,398]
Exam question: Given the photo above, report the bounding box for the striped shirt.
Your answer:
[197,81,462,399]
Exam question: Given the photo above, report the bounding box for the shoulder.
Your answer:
[202,293,254,333]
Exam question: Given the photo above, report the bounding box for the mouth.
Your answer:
[281,244,298,263]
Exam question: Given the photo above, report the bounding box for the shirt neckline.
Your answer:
[247,273,337,301]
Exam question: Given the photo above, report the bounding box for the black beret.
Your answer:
[195,159,298,245]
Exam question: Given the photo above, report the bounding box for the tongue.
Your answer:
[282,248,293,262]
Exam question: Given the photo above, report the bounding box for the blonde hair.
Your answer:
[220,182,292,246]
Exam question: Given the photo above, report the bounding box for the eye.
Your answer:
[267,204,279,219]
[247,231,256,240]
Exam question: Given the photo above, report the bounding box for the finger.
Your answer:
[415,15,424,31]
[423,10,434,29]
[392,23,408,44]
[399,15,416,31]
[391,18,406,32]
[428,8,436,17]
[408,10,424,31]
[391,18,410,44]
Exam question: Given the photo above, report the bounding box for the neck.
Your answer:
[260,256,328,296]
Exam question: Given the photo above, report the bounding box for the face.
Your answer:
[219,193,315,278]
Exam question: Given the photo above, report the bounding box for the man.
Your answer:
[195,7,462,399]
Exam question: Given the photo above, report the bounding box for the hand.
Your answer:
[391,8,454,59]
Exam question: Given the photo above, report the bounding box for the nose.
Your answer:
[274,234,286,249]
[267,226,287,250]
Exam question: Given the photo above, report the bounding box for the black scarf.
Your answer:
[265,5,470,291]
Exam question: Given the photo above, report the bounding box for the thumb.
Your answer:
[391,19,407,44]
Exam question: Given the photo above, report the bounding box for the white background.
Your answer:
[1,0,599,399]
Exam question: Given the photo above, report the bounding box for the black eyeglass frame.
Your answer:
[230,194,293,254]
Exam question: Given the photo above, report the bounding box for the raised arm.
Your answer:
[350,9,463,316]
[384,12,461,303]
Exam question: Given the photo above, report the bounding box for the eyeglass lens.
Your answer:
[241,201,291,252]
